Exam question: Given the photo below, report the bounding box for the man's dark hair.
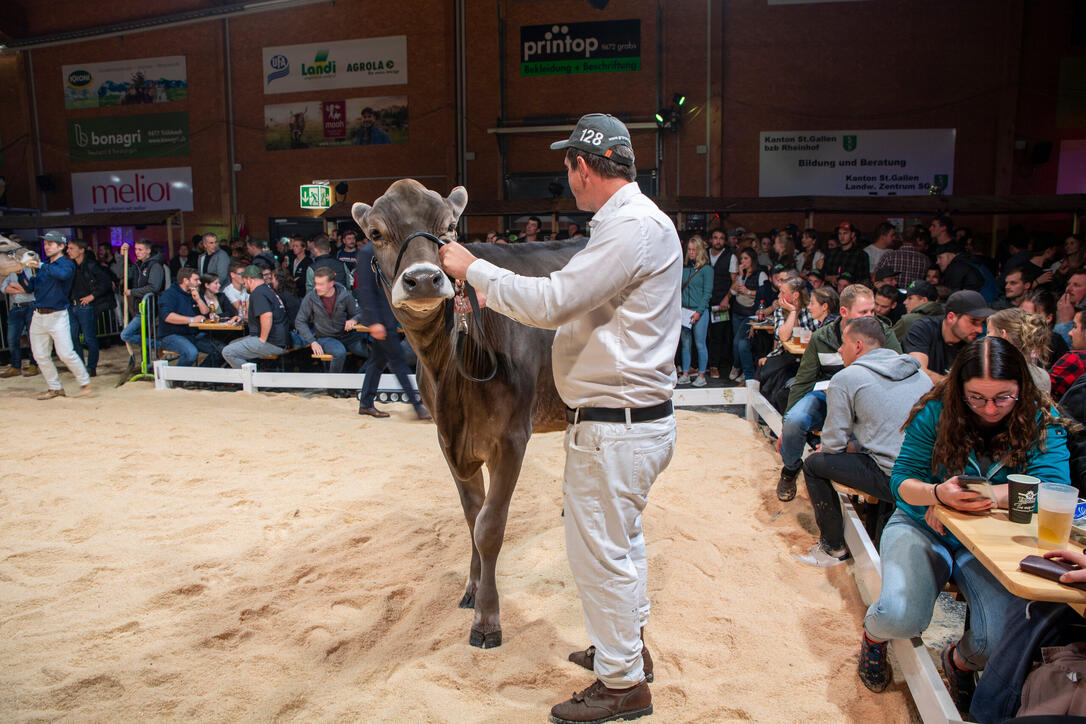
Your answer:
[933,215,953,231]
[135,238,153,250]
[70,238,89,251]
[273,268,295,294]
[1005,265,1036,284]
[313,266,336,281]
[246,238,265,250]
[564,147,636,182]
[228,260,247,275]
[844,316,886,348]
[310,233,330,253]
[874,222,895,240]
[342,229,357,239]
[528,216,542,227]
[178,266,197,281]
[802,228,819,242]
[875,284,899,303]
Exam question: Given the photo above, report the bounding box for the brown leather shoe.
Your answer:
[36,388,66,400]
[569,645,653,683]
[550,679,652,724]
[358,406,390,418]
[708,366,720,379]
[23,364,39,377]
[415,405,432,421]
[0,365,20,378]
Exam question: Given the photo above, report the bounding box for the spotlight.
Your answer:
[655,107,678,132]
[673,93,686,107]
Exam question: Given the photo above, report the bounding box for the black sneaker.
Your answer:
[776,466,800,501]
[858,633,891,692]
[941,643,976,714]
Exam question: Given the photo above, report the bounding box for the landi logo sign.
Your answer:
[520,19,640,76]
[67,69,92,88]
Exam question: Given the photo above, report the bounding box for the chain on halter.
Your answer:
[370,231,497,383]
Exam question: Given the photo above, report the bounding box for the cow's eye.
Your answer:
[446,223,456,233]
[370,229,382,241]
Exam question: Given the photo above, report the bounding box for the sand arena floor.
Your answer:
[0,349,922,722]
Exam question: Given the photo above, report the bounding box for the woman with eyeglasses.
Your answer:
[857,337,1073,714]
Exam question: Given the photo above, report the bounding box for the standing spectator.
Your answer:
[295,266,368,383]
[874,223,931,288]
[858,337,1071,713]
[705,229,733,379]
[772,230,797,270]
[935,243,985,293]
[304,235,350,292]
[1,253,37,378]
[756,234,774,268]
[864,222,897,278]
[797,228,824,275]
[119,239,166,372]
[1055,268,1086,346]
[196,232,230,285]
[288,236,311,291]
[904,290,993,384]
[65,239,112,377]
[677,237,713,387]
[168,241,195,278]
[156,267,224,368]
[929,214,955,247]
[778,285,902,501]
[795,317,931,566]
[337,229,359,281]
[729,248,768,383]
[246,239,278,270]
[825,221,869,285]
[355,237,430,419]
[1021,289,1070,366]
[1056,234,1084,280]
[522,216,545,242]
[1050,308,1086,400]
[987,307,1053,394]
[221,266,289,368]
[993,266,1035,310]
[10,232,91,398]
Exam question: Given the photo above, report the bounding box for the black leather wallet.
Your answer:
[1019,554,1086,591]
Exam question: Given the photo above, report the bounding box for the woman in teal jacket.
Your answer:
[678,236,713,387]
[856,337,1073,714]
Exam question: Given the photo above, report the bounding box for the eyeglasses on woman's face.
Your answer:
[962,394,1018,410]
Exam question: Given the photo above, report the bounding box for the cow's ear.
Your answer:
[351,202,371,230]
[446,186,468,220]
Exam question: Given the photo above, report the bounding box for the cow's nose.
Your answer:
[401,267,446,295]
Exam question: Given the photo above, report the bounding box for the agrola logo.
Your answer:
[524,25,600,60]
[67,69,93,88]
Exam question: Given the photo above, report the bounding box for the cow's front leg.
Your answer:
[469,444,526,648]
[452,469,485,610]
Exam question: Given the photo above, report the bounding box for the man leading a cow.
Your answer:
[440,113,680,724]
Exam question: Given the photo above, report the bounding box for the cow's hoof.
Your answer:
[458,591,475,609]
[469,628,502,648]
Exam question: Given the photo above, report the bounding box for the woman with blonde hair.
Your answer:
[986,307,1052,393]
[679,236,713,386]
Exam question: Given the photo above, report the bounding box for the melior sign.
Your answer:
[72,166,194,213]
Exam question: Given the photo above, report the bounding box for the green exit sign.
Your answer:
[300,184,331,209]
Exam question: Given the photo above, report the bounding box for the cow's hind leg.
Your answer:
[469,444,526,648]
[453,470,485,610]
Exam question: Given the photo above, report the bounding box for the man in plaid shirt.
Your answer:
[826,221,869,285]
[1050,307,1086,399]
[874,229,931,288]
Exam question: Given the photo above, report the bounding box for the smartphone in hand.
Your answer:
[957,475,998,504]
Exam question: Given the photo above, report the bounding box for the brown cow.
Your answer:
[352,180,584,647]
[0,236,40,276]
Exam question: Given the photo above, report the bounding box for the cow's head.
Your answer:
[352,179,468,314]
[0,235,40,276]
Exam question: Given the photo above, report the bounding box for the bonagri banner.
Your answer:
[520,19,640,76]
[263,36,407,94]
[759,129,956,197]
[264,96,407,150]
[71,166,194,214]
[63,56,187,109]
[67,113,189,162]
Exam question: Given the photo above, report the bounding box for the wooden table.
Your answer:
[935,507,1086,614]
[749,321,775,333]
[782,339,808,355]
[189,322,245,332]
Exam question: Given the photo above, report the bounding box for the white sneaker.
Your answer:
[728,367,741,381]
[793,543,850,568]
[676,374,691,385]
[692,374,707,387]
[735,375,745,384]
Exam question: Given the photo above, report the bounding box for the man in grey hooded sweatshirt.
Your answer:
[795,316,933,567]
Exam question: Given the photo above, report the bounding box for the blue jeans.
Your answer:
[6,303,32,368]
[68,305,100,372]
[159,333,224,367]
[120,315,143,346]
[360,335,419,408]
[864,509,1021,669]
[680,310,709,376]
[731,314,755,378]
[780,390,826,471]
[316,332,368,374]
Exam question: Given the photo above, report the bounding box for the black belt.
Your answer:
[566,400,673,424]
[11,302,33,308]
[35,307,61,314]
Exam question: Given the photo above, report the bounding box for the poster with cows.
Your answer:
[263,96,407,151]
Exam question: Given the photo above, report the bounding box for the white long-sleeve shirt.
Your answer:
[466,182,682,408]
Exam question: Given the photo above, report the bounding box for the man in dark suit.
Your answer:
[705,229,733,378]
[168,242,195,278]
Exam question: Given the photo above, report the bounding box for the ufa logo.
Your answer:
[523,25,600,60]
[267,54,290,85]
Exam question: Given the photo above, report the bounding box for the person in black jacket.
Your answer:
[65,239,112,376]
[304,235,349,292]
[705,229,733,378]
[354,239,429,419]
[935,243,984,292]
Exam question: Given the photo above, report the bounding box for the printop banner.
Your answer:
[263,36,407,94]
[264,96,407,150]
[71,167,193,214]
[759,128,955,197]
[520,19,641,76]
[67,113,189,162]
[63,56,187,109]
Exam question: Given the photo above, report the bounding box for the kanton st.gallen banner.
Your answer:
[67,113,189,162]
[262,36,407,94]
[63,56,188,109]
[758,128,956,197]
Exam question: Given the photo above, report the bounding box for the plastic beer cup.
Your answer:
[1037,482,1078,548]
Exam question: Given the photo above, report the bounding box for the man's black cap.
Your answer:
[934,242,964,257]
[946,290,995,318]
[905,280,939,301]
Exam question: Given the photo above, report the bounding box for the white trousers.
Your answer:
[30,310,90,390]
[563,414,676,688]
